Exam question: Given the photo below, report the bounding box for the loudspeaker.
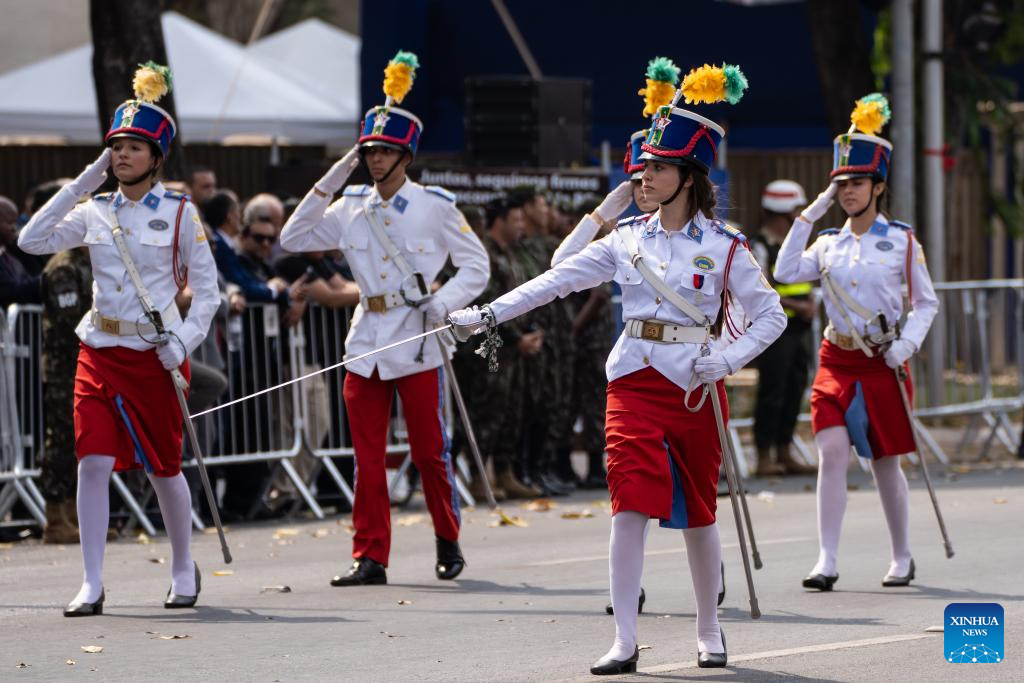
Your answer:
[464,77,591,167]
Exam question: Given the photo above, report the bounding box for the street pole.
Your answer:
[923,0,946,405]
[891,0,915,224]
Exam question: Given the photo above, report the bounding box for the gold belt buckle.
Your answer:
[836,332,854,350]
[641,321,664,341]
[366,295,387,313]
[99,316,120,335]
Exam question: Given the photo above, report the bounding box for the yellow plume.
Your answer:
[132,62,171,104]
[638,80,677,117]
[681,64,726,106]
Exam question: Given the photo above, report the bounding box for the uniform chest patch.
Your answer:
[693,255,715,271]
[875,240,894,251]
[148,219,169,231]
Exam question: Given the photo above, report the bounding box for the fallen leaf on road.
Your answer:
[638,644,652,651]
[397,514,427,526]
[213,570,234,577]
[261,585,292,593]
[148,557,166,564]
[272,528,300,540]
[489,511,528,527]
[993,498,1008,504]
[590,500,612,509]
[803,484,813,492]
[135,533,151,545]
[380,631,403,638]
[756,491,776,503]
[15,662,29,668]
[0,543,13,550]
[543,619,556,623]
[560,509,594,519]
[81,646,103,654]
[658,614,672,619]
[522,499,557,512]
[397,599,413,605]
[66,660,76,665]
[954,464,972,474]
[311,528,331,538]
[203,526,229,534]
[153,634,191,640]
[847,484,860,491]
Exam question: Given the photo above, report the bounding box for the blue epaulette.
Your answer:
[164,190,189,201]
[342,184,371,197]
[94,192,113,202]
[711,219,746,243]
[818,228,840,236]
[424,185,457,202]
[616,213,651,227]
[890,220,913,231]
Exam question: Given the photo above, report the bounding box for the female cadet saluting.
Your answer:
[774,94,939,591]
[450,64,785,675]
[19,64,220,616]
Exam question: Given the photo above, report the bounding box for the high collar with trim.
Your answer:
[643,210,711,244]
[367,177,412,213]
[112,182,166,211]
[837,214,890,240]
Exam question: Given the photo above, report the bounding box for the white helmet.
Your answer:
[761,180,807,213]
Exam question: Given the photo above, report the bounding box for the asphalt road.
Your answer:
[2,463,1021,682]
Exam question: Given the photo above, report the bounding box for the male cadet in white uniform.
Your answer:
[281,96,489,587]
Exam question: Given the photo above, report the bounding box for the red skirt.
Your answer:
[74,343,190,477]
[811,339,914,459]
[605,367,726,529]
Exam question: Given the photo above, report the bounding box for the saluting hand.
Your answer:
[799,183,837,224]
[69,148,112,197]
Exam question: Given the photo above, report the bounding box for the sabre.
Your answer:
[192,326,453,418]
[167,367,232,564]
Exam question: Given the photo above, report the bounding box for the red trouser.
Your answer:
[343,366,460,566]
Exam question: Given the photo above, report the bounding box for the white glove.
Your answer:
[156,338,186,371]
[594,181,635,224]
[417,295,449,326]
[447,305,493,342]
[315,145,361,195]
[69,149,111,197]
[884,338,916,369]
[694,350,733,383]
[799,183,837,223]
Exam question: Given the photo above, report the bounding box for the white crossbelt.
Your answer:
[90,302,181,337]
[625,319,710,344]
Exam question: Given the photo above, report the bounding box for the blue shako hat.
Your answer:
[639,63,747,175]
[832,93,893,181]
[105,62,176,157]
[624,130,646,179]
[358,51,423,156]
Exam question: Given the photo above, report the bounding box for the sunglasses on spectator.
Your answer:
[243,229,277,244]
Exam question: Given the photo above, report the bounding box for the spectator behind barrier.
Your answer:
[186,166,217,206]
[238,216,306,327]
[1,195,42,306]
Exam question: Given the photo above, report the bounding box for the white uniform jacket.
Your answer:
[18,182,219,355]
[489,210,787,391]
[774,215,938,350]
[280,178,489,380]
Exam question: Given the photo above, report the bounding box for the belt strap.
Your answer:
[106,204,172,334]
[818,268,876,357]
[361,291,405,313]
[90,302,181,337]
[615,226,711,327]
[625,319,711,344]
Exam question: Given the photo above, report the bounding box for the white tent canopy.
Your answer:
[0,12,360,145]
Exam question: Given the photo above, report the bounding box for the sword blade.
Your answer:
[191,325,453,418]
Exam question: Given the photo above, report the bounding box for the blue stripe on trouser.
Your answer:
[661,438,689,529]
[114,394,154,473]
[844,380,874,459]
[436,367,460,525]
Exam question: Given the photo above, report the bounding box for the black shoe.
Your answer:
[538,472,572,497]
[590,646,639,675]
[802,572,839,591]
[165,562,201,608]
[330,557,387,586]
[435,536,465,580]
[718,561,726,606]
[580,472,607,490]
[605,587,645,615]
[64,590,104,617]
[697,628,727,668]
[882,559,915,587]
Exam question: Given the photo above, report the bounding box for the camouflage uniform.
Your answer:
[570,284,613,456]
[39,248,92,503]
[451,235,529,470]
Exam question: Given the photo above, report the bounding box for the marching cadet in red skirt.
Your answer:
[281,53,488,586]
[18,64,220,615]
[774,94,939,590]
[452,64,785,674]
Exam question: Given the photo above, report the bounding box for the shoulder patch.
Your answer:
[424,185,457,202]
[817,228,840,236]
[711,219,746,243]
[94,192,113,202]
[342,184,371,197]
[616,213,651,227]
[164,190,189,201]
[889,220,913,231]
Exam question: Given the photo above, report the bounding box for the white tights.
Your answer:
[603,511,723,661]
[812,427,912,577]
[72,455,196,605]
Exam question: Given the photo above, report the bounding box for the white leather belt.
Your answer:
[625,319,711,344]
[361,291,405,313]
[90,302,181,337]
[823,323,894,351]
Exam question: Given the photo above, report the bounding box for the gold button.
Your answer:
[128,201,136,208]
[655,297,662,304]
[625,274,631,281]
[381,201,389,209]
[384,218,391,226]
[116,285,122,292]
[381,273,388,279]
[643,356,650,365]
[851,280,858,287]
[383,255,389,261]
[853,256,860,262]
[660,262,668,270]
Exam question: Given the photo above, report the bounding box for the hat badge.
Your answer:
[121,102,140,128]
[371,107,391,136]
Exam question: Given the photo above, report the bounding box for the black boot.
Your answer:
[330,557,387,586]
[581,452,607,489]
[164,562,201,609]
[605,587,645,615]
[435,536,465,580]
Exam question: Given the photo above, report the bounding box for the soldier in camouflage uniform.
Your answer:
[452,197,540,500]
[39,246,93,543]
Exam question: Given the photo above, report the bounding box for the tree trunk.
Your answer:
[806,0,878,133]
[90,0,186,178]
